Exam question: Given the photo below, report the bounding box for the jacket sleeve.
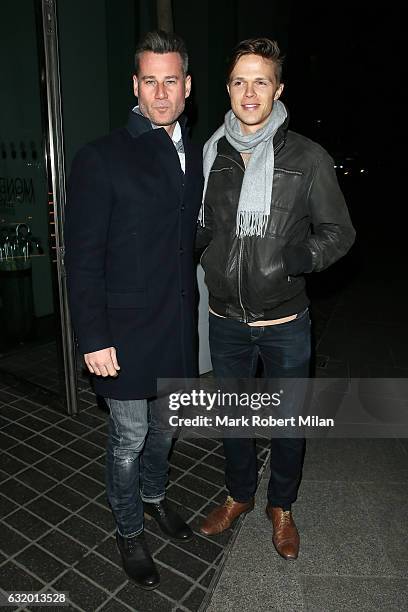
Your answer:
[283,151,356,275]
[64,144,113,354]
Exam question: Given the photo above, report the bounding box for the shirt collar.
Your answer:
[171,121,182,144]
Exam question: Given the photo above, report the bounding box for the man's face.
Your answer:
[227,54,284,134]
[133,51,191,135]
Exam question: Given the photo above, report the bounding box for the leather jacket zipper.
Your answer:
[238,238,247,322]
[219,154,248,322]
[218,143,285,323]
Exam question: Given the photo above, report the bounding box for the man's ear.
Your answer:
[133,74,139,98]
[274,83,284,100]
[185,74,192,98]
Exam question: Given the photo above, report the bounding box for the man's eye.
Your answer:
[145,80,156,85]
[232,80,243,87]
[256,81,268,87]
[165,80,176,86]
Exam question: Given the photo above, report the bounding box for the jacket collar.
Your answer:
[126,108,189,139]
[274,108,289,151]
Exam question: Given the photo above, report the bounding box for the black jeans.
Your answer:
[209,309,311,509]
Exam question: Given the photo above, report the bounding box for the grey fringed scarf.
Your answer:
[200,100,287,237]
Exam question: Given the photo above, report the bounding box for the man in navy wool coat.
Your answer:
[65,30,203,590]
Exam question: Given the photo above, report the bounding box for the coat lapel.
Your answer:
[154,129,184,195]
[126,109,188,196]
[181,119,195,193]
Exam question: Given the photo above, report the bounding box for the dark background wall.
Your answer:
[56,0,404,183]
[58,0,137,168]
[172,0,292,144]
[286,0,404,166]
[58,0,295,162]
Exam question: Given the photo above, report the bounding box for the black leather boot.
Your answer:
[143,499,194,541]
[116,532,160,589]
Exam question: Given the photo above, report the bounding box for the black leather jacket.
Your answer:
[197,120,356,323]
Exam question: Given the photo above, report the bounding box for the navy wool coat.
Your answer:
[65,111,204,399]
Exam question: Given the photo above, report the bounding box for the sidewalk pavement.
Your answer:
[205,438,408,611]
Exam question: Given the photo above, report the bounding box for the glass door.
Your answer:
[0,0,77,413]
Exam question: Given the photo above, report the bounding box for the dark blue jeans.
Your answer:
[209,309,311,509]
[105,398,173,537]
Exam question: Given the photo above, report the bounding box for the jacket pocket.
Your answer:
[107,291,147,309]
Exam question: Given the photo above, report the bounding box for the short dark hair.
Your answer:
[134,30,189,76]
[226,37,284,83]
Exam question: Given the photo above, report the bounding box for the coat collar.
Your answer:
[126,108,189,139]
[126,109,193,193]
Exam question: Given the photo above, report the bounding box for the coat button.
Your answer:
[179,247,184,255]
[181,290,186,297]
[180,204,185,211]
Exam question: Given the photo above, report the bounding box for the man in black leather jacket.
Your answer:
[197,38,355,560]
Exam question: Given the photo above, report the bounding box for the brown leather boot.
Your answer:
[266,504,299,560]
[199,496,254,536]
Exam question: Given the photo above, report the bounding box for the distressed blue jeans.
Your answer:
[105,398,173,537]
[209,308,311,509]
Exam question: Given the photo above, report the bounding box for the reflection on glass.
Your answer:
[0,0,65,402]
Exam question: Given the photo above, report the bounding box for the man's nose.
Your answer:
[244,83,255,97]
[155,82,167,99]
